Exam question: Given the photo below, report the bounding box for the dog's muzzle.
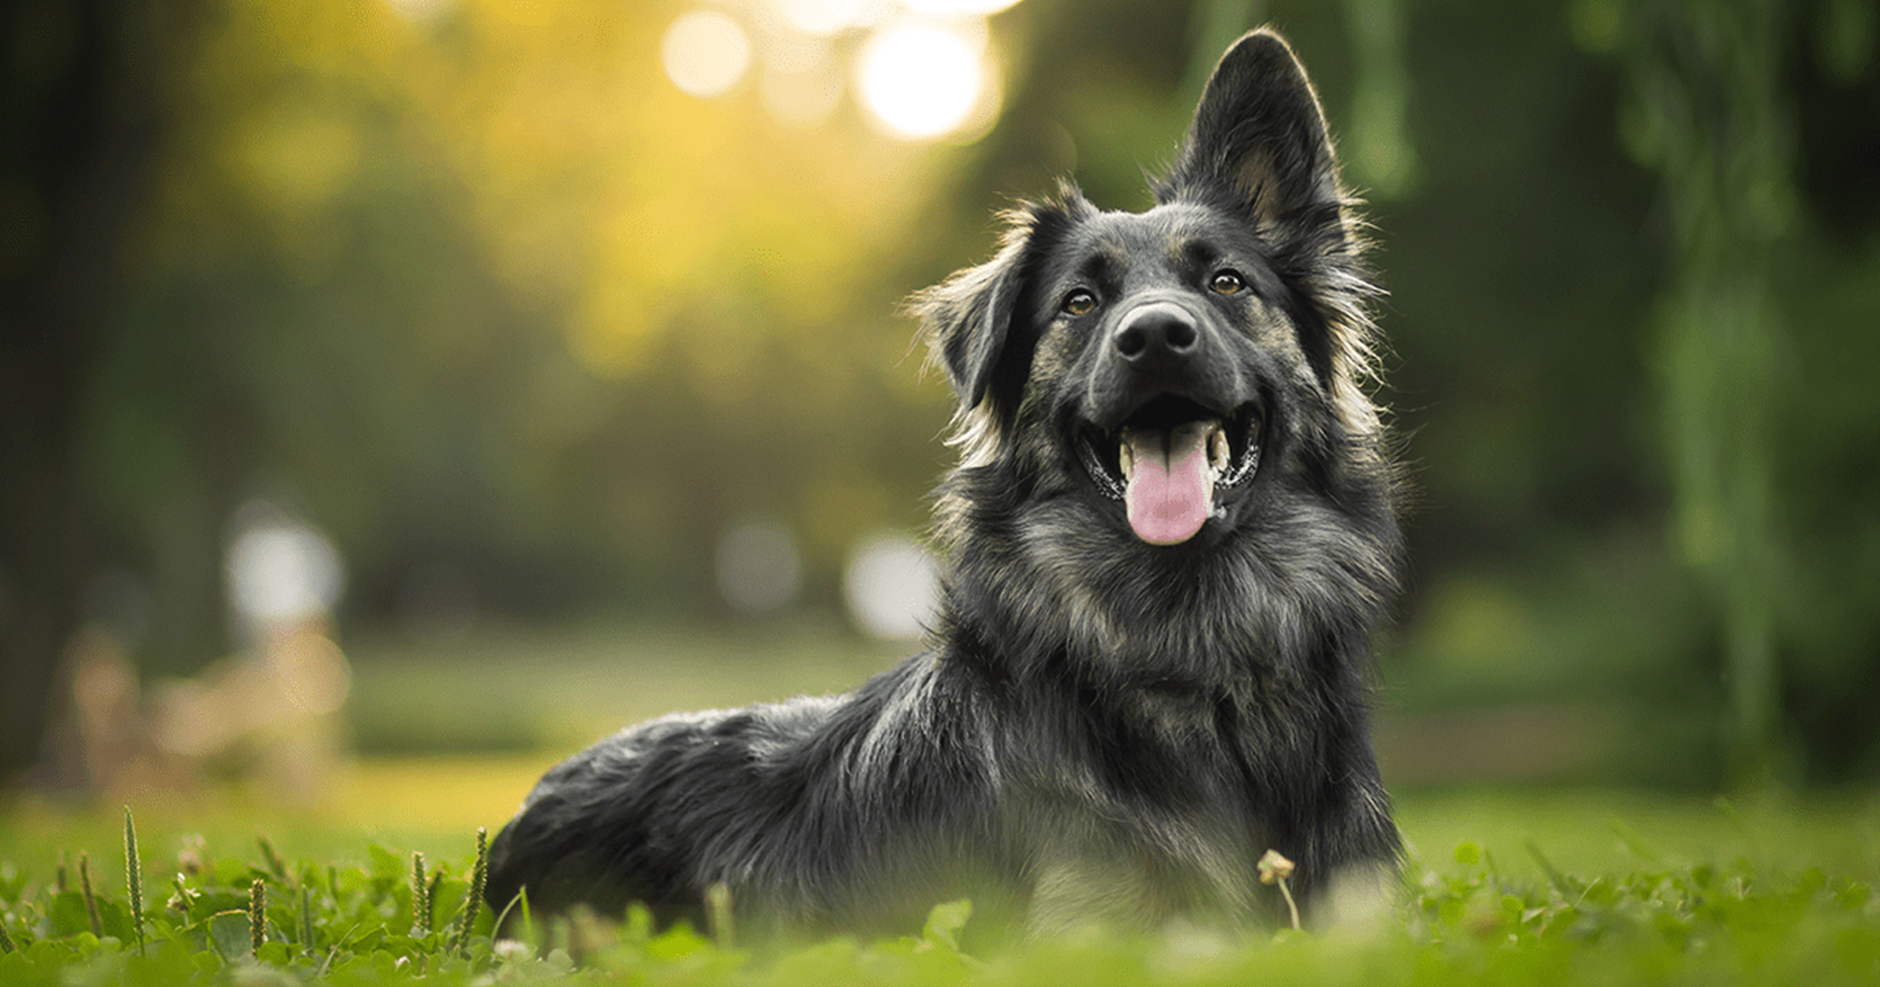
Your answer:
[1078,300,1263,546]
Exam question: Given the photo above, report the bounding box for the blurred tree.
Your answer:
[1758,0,1880,781]
[0,0,187,784]
[1618,0,1790,782]
[47,0,981,664]
[1588,0,1880,784]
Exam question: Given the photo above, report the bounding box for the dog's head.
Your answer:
[916,29,1385,551]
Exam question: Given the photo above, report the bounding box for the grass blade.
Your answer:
[250,878,267,953]
[450,827,489,957]
[124,808,145,955]
[1526,840,1581,899]
[411,851,431,937]
[428,870,445,926]
[257,834,289,883]
[78,853,102,938]
[299,882,315,953]
[491,886,530,946]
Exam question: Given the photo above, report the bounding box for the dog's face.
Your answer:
[920,30,1383,543]
[916,31,1396,677]
[1021,200,1312,547]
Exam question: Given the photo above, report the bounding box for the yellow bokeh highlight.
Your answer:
[161,0,998,386]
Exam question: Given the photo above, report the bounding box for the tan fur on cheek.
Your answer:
[1024,322,1084,396]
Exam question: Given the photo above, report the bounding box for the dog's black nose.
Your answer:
[1114,303,1199,362]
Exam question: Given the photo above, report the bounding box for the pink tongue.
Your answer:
[1123,423,1214,545]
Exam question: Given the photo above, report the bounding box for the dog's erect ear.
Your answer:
[1158,31,1383,424]
[1157,29,1342,225]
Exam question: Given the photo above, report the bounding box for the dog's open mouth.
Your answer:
[1077,395,1262,545]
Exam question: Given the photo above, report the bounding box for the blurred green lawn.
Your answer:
[343,618,908,756]
[4,620,1874,893]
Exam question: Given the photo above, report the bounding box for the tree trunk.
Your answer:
[0,0,167,786]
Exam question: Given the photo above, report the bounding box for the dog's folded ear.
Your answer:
[913,195,1087,415]
[1157,28,1343,229]
[913,235,1025,413]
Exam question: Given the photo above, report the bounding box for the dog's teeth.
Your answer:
[1208,425,1229,476]
[1118,435,1135,481]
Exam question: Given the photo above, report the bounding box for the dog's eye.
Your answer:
[1062,290,1098,317]
[1210,270,1246,295]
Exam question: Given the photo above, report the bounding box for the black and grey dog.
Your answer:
[486,28,1403,939]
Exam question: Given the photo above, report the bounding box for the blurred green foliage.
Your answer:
[3,0,1879,788]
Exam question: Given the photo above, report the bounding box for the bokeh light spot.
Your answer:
[662,9,754,98]
[776,0,873,37]
[717,516,803,615]
[855,20,993,141]
[226,502,346,631]
[900,0,1024,16]
[843,531,936,640]
[381,0,453,22]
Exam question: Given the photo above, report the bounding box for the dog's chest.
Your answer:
[994,716,1281,935]
[1012,794,1269,934]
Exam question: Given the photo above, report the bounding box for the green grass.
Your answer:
[8,621,1876,983]
[1,793,1876,985]
[10,607,1878,984]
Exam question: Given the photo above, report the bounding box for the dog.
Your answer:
[485,28,1403,940]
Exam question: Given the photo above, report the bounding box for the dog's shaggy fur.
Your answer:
[485,28,1403,939]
